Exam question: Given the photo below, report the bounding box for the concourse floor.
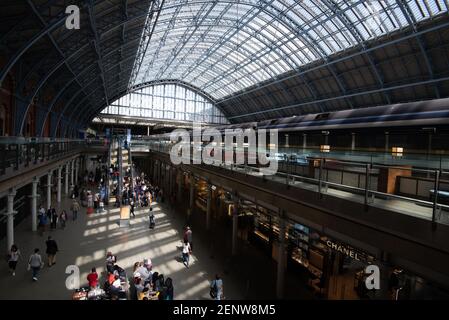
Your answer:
[0,192,313,300]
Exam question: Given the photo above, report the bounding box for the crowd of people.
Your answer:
[5,155,226,300]
[7,236,59,281]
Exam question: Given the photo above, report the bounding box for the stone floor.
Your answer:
[0,191,314,300]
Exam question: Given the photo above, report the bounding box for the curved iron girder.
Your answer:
[75,75,225,130]
[217,17,449,106]
[320,0,390,105]
[17,13,149,135]
[0,0,119,85]
[0,0,150,134]
[186,0,368,91]
[41,50,139,137]
[52,53,140,137]
[227,75,449,121]
[41,30,145,135]
[52,27,286,134]
[396,0,440,98]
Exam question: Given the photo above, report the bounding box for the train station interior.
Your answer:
[1,0,449,300]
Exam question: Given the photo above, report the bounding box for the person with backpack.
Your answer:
[210,274,224,300]
[45,236,59,267]
[8,244,21,276]
[28,248,43,281]
[71,199,80,221]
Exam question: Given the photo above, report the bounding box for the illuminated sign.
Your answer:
[326,240,363,261]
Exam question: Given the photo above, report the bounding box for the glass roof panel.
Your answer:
[130,0,449,100]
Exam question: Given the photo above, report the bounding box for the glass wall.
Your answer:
[101,83,229,124]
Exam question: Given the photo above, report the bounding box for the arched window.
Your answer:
[101,82,228,124]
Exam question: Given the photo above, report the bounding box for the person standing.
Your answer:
[45,236,59,267]
[38,210,48,236]
[59,210,67,229]
[8,244,21,276]
[71,199,80,221]
[28,248,43,281]
[211,274,224,300]
[164,277,174,300]
[182,240,191,268]
[50,208,58,229]
[87,267,99,288]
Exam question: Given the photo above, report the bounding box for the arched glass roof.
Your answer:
[131,0,449,99]
[102,82,228,124]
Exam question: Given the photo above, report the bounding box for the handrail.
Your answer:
[143,143,449,226]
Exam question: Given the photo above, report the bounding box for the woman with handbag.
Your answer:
[8,244,21,276]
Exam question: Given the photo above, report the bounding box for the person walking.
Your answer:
[45,236,59,267]
[28,248,43,281]
[130,200,135,218]
[182,240,191,268]
[210,274,224,300]
[184,226,193,251]
[149,213,155,229]
[59,210,67,229]
[8,244,21,276]
[71,199,80,221]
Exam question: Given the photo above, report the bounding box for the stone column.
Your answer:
[47,171,53,209]
[65,162,69,195]
[75,158,79,184]
[57,166,62,203]
[385,132,389,153]
[206,183,212,230]
[6,188,17,251]
[276,211,287,299]
[351,133,356,151]
[302,134,307,150]
[177,170,182,202]
[31,178,39,232]
[70,159,74,188]
[232,194,239,255]
[189,174,195,209]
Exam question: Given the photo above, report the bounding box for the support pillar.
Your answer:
[351,133,356,151]
[47,171,52,209]
[189,174,195,209]
[31,178,38,232]
[6,188,16,251]
[385,132,389,153]
[232,197,239,256]
[57,166,62,203]
[118,141,123,200]
[177,171,182,202]
[70,159,74,189]
[75,158,79,184]
[65,163,69,195]
[302,134,307,150]
[206,183,212,230]
[276,211,287,299]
